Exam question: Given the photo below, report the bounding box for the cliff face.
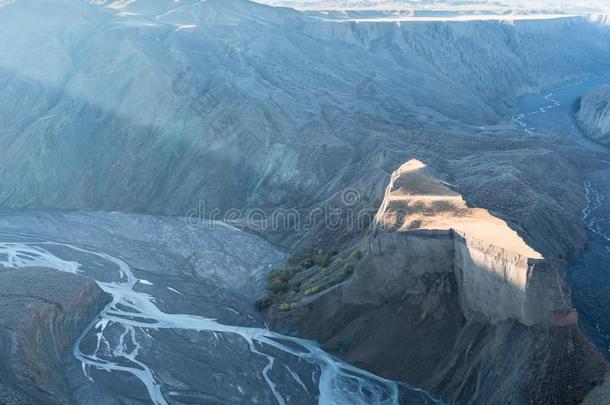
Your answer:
[268,160,608,403]
[0,267,110,404]
[453,233,567,326]
[576,85,610,146]
[372,159,567,326]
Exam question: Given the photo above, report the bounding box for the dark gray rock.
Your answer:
[0,267,110,405]
[267,161,609,404]
[576,85,610,146]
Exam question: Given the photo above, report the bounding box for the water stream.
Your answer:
[512,70,610,357]
[0,213,438,405]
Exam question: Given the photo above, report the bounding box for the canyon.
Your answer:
[0,0,609,404]
[267,159,607,404]
[0,212,440,404]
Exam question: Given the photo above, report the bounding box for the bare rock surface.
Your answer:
[373,159,568,325]
[0,266,110,405]
[0,0,609,223]
[576,85,610,146]
[375,159,543,258]
[267,159,609,404]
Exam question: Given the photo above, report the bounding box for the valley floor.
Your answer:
[512,70,610,362]
[0,212,438,404]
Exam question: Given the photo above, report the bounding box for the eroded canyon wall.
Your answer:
[576,84,610,146]
[0,267,109,404]
[453,232,569,326]
[0,1,610,221]
[267,159,607,403]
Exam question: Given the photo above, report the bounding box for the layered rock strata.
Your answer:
[269,159,608,404]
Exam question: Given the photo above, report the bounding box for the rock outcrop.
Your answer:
[0,267,110,404]
[576,85,610,146]
[374,159,565,326]
[268,160,608,404]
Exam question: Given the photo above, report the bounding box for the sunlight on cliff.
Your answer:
[375,159,543,260]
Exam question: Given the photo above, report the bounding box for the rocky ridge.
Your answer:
[374,160,569,325]
[265,159,608,404]
[576,84,610,146]
[0,267,109,404]
[0,0,609,221]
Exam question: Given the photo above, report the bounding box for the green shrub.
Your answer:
[351,249,363,260]
[266,267,298,294]
[314,249,332,268]
[304,286,322,295]
[269,267,295,281]
[279,303,297,311]
[255,297,273,310]
[301,257,315,268]
[340,264,354,277]
[267,278,289,294]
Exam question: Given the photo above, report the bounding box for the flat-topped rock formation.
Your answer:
[375,159,542,259]
[374,159,564,326]
[0,267,109,404]
[268,158,607,404]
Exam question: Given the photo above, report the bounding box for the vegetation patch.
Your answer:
[255,296,273,310]
[279,303,297,311]
[255,246,364,311]
[266,267,296,294]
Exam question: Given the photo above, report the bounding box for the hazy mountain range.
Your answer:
[253,0,610,13]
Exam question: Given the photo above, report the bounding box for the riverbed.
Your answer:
[512,71,610,358]
[0,212,438,405]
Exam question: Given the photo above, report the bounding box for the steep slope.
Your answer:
[576,85,610,146]
[0,0,609,222]
[267,160,608,404]
[1,1,609,403]
[0,212,442,405]
[0,267,109,404]
[373,160,558,325]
